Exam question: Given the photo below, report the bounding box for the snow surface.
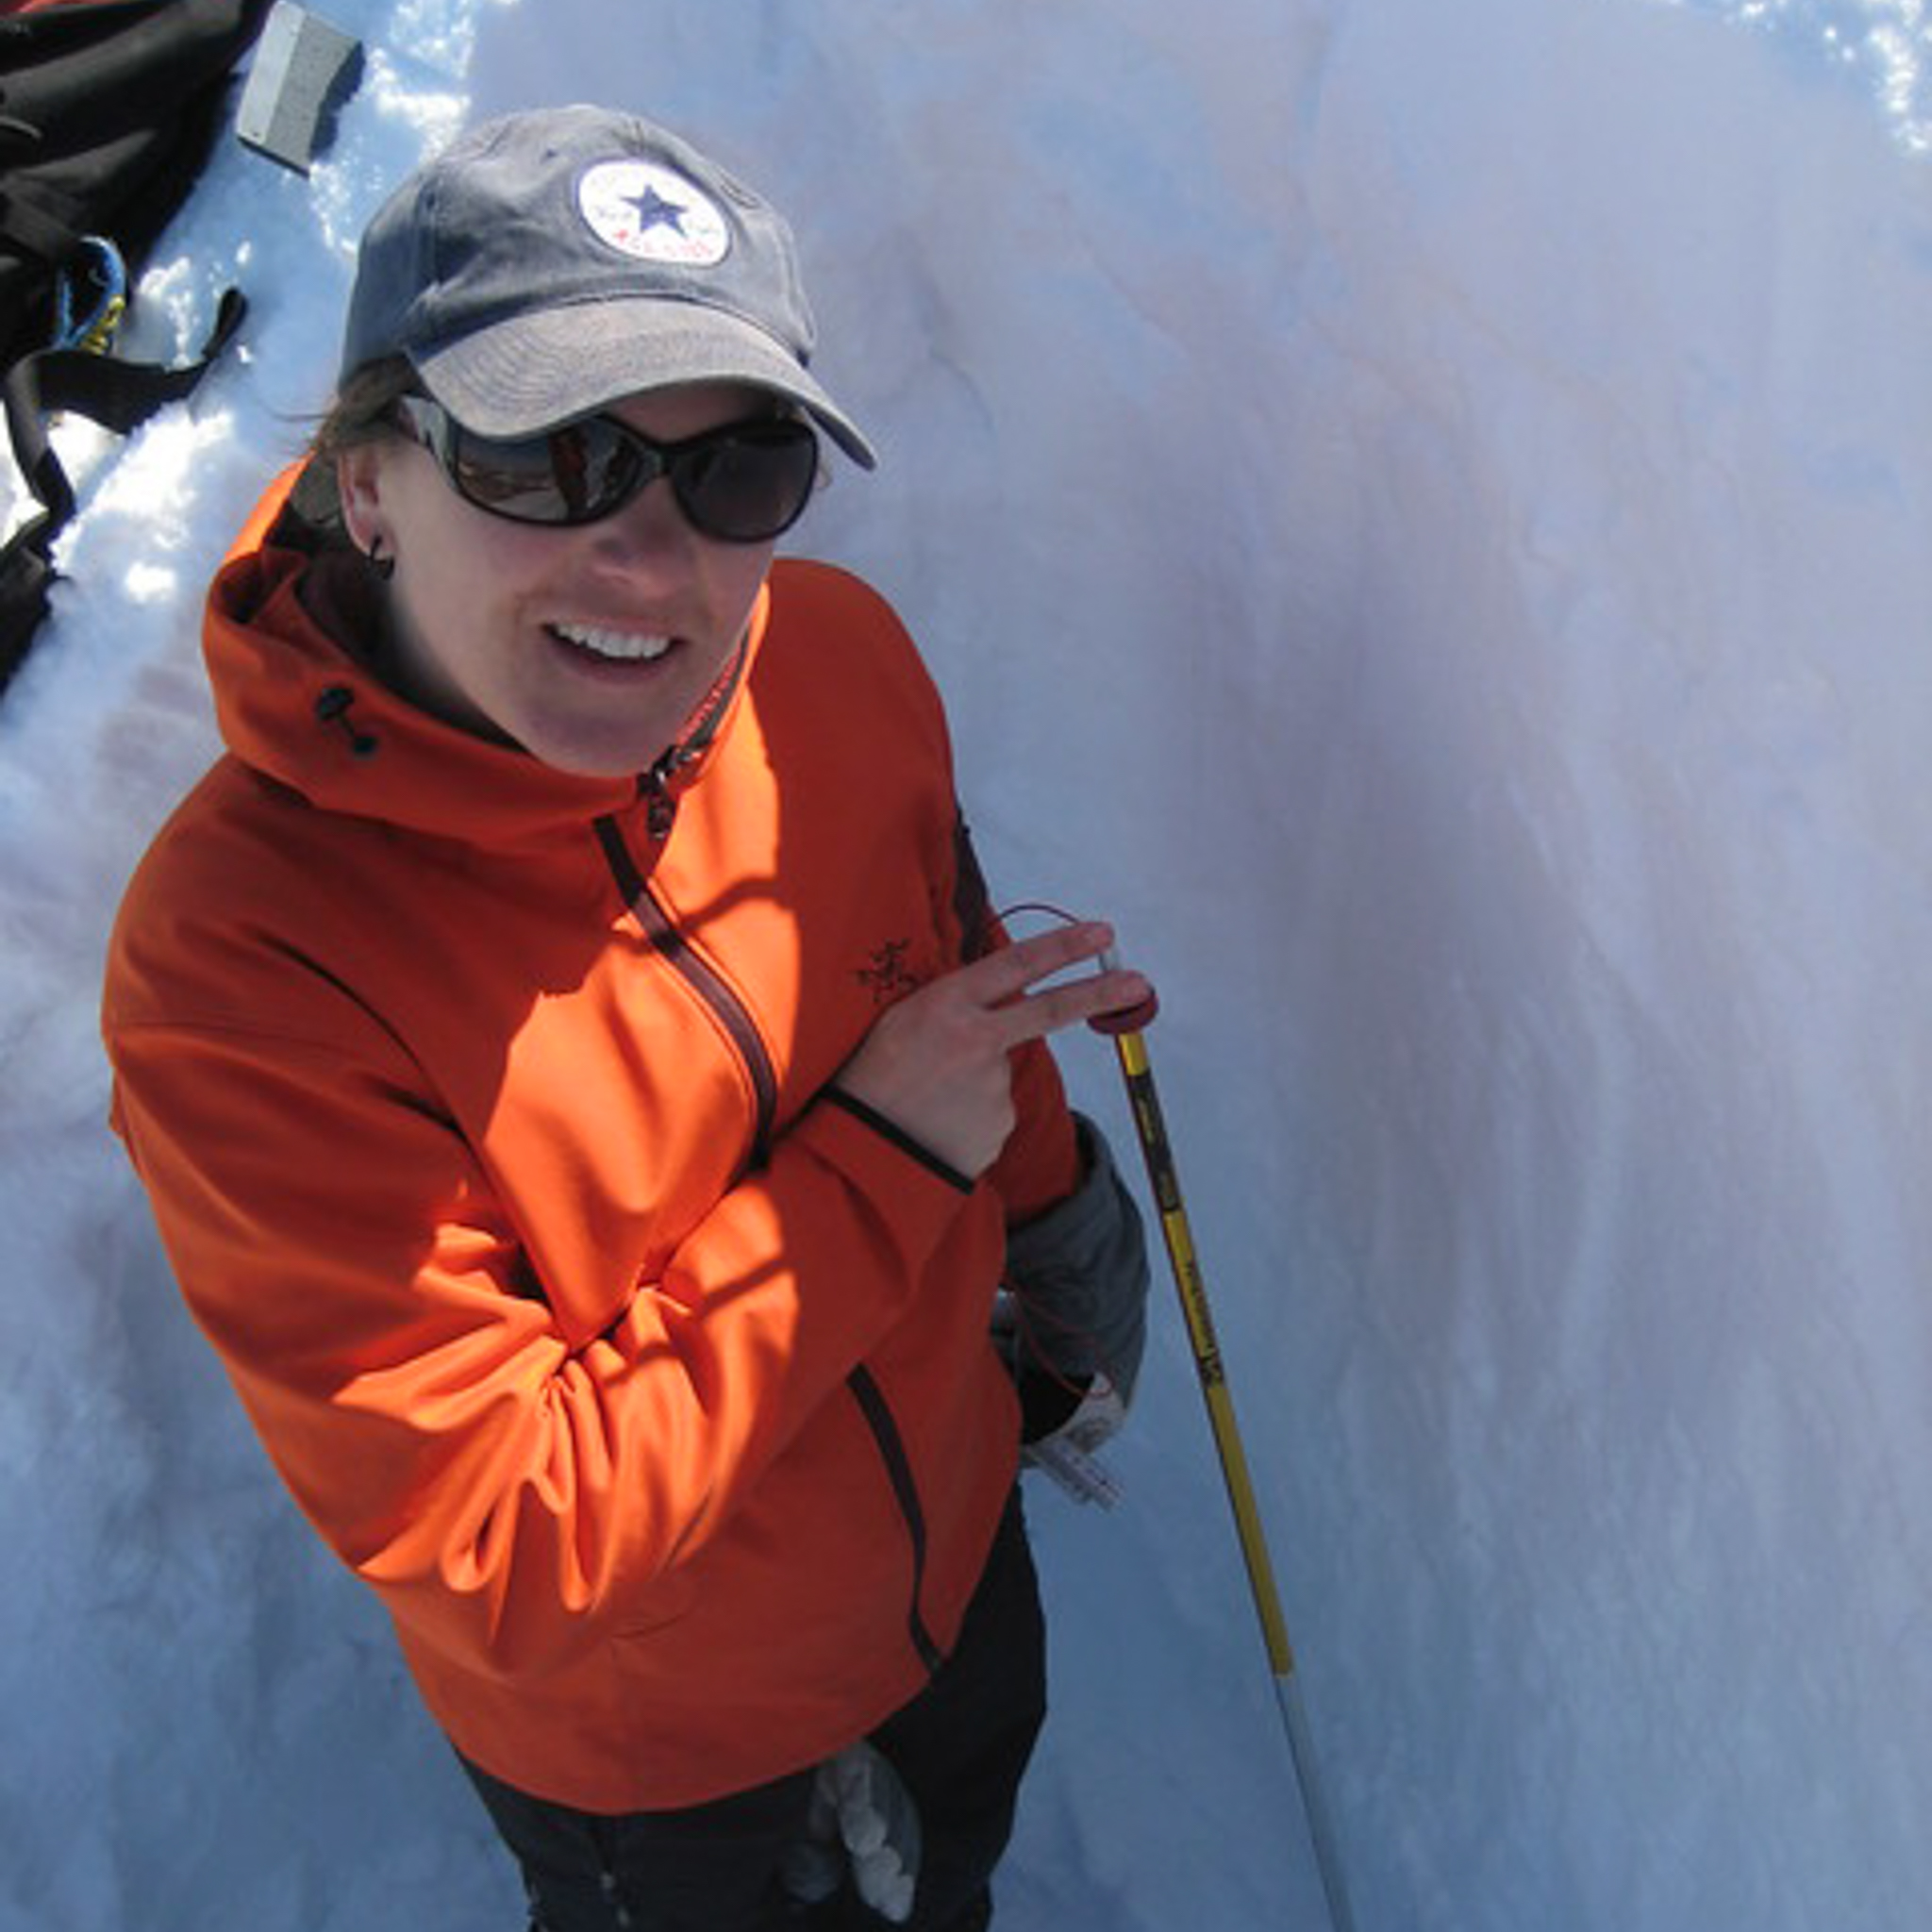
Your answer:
[3,0,1930,1926]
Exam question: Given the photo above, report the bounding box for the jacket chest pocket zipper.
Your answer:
[594,814,778,1169]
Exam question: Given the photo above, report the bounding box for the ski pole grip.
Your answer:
[1087,945,1160,1035]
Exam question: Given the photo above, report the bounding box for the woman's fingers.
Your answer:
[958,923,1150,1046]
[833,919,1151,1179]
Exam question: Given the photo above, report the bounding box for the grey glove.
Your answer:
[779,1740,922,1924]
[998,1112,1150,1441]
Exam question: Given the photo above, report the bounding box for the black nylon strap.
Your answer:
[0,285,247,695]
[4,283,246,523]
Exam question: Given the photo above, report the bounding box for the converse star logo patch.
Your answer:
[577,159,730,267]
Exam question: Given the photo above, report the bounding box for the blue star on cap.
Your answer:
[628,185,689,235]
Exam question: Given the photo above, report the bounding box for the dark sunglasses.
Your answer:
[391,395,821,543]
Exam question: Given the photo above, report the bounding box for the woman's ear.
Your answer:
[336,443,388,555]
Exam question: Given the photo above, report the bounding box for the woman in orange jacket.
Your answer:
[102,104,1148,1932]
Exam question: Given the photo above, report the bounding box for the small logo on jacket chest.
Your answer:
[857,938,921,1006]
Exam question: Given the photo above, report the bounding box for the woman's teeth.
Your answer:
[551,624,674,662]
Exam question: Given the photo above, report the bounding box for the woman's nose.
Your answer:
[583,475,699,576]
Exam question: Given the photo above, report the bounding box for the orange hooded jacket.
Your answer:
[102,472,1082,1813]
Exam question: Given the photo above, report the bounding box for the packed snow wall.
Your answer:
[1,1,1928,1927]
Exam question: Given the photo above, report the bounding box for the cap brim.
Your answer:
[413,297,877,469]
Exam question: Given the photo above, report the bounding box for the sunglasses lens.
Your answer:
[420,405,819,541]
[444,420,642,525]
[673,423,820,541]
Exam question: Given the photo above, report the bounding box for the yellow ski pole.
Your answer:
[1091,981,1359,1932]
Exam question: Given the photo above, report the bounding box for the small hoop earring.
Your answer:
[365,534,396,581]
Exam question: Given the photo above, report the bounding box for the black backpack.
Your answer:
[0,0,269,701]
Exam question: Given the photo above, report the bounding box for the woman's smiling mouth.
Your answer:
[548,623,675,663]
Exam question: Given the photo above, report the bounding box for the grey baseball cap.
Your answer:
[339,104,875,467]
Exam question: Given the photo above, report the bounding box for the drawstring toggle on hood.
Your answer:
[314,684,379,758]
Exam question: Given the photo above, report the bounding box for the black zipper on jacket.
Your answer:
[593,812,777,1167]
[845,1364,946,1676]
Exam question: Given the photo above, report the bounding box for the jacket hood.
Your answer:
[202,466,767,848]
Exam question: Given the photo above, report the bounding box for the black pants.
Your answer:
[460,1491,1046,1932]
